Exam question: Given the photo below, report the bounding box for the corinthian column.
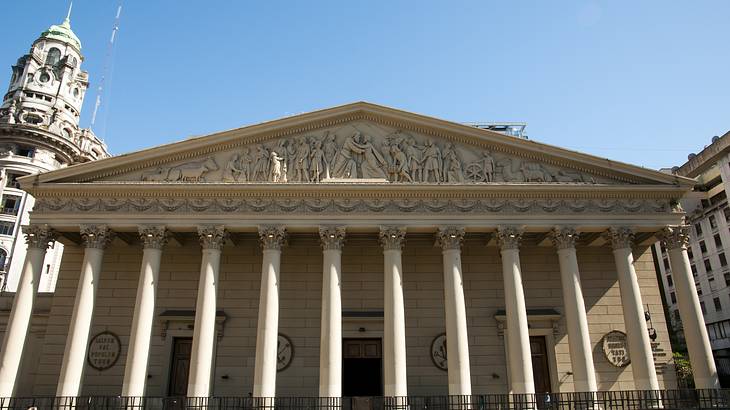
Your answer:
[605,227,659,390]
[0,225,55,397]
[497,226,535,395]
[550,227,597,393]
[437,226,471,396]
[380,226,408,398]
[318,226,346,398]
[253,226,287,398]
[57,225,114,397]
[122,226,168,397]
[187,225,227,397]
[657,226,719,389]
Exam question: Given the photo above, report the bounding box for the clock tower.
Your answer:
[0,9,110,292]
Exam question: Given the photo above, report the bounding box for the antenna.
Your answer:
[90,1,123,139]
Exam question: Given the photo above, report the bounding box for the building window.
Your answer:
[710,215,719,230]
[692,264,698,275]
[670,292,677,303]
[701,301,707,314]
[721,253,728,267]
[696,223,704,236]
[663,258,670,270]
[0,195,22,216]
[4,172,24,189]
[701,241,708,254]
[667,274,673,287]
[706,259,713,272]
[716,234,723,249]
[697,283,703,296]
[688,248,694,260]
[0,249,6,271]
[15,147,34,158]
[710,277,718,291]
[45,47,61,66]
[0,222,14,236]
[715,297,723,312]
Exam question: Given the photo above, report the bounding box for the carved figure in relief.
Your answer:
[270,151,286,182]
[141,168,169,182]
[222,154,242,183]
[310,139,326,183]
[357,135,387,179]
[389,144,412,182]
[444,145,464,183]
[293,137,311,182]
[521,162,553,182]
[239,148,253,182]
[252,145,270,181]
[332,132,365,178]
[167,157,219,182]
[323,132,337,179]
[482,151,495,182]
[6,100,17,124]
[403,138,423,182]
[422,140,443,183]
[497,158,524,182]
[552,169,596,183]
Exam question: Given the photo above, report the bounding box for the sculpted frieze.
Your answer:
[34,196,675,216]
[112,122,613,185]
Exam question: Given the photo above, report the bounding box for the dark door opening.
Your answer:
[168,337,193,396]
[342,338,383,397]
[531,336,552,409]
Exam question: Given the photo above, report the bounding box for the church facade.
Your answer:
[0,101,719,402]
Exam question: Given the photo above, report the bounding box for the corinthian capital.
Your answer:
[437,226,465,251]
[80,225,114,249]
[497,226,523,250]
[139,225,168,250]
[604,227,634,250]
[379,226,406,251]
[319,226,346,251]
[23,224,56,250]
[197,225,227,250]
[550,227,579,250]
[258,225,287,250]
[656,225,690,251]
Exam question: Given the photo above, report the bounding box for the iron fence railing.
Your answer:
[0,389,729,410]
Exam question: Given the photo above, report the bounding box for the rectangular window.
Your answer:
[721,253,728,267]
[663,258,670,270]
[670,292,677,303]
[716,234,723,249]
[701,241,708,254]
[697,283,703,296]
[715,297,723,312]
[711,215,719,229]
[701,301,707,314]
[725,208,730,223]
[667,274,673,287]
[706,259,713,272]
[4,172,24,189]
[696,223,704,236]
[0,195,21,216]
[688,248,694,260]
[692,264,698,275]
[710,277,718,291]
[0,221,14,236]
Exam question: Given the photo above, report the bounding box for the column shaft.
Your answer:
[554,230,597,392]
[438,227,471,396]
[318,226,345,398]
[57,225,112,397]
[253,226,286,398]
[381,227,408,398]
[0,226,53,397]
[608,228,659,390]
[660,226,719,389]
[187,225,226,397]
[122,227,167,397]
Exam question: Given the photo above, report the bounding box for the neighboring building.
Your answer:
[653,131,730,355]
[0,14,110,292]
[0,100,718,403]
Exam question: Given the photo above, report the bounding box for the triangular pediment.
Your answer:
[25,102,693,188]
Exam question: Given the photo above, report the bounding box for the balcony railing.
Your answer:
[1,390,729,410]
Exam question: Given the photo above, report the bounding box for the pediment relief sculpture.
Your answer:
[125,123,606,185]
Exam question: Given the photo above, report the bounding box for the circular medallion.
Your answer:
[277,333,293,372]
[430,333,448,371]
[602,330,630,367]
[87,331,121,371]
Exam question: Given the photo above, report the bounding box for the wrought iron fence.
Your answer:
[1,389,729,410]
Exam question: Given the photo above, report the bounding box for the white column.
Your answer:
[57,225,114,397]
[253,225,286,398]
[497,226,535,395]
[437,226,471,396]
[0,225,54,397]
[551,227,597,393]
[121,226,168,397]
[658,226,720,389]
[318,226,345,398]
[605,227,659,390]
[380,226,408,398]
[187,225,226,397]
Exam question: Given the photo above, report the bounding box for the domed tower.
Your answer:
[0,10,110,292]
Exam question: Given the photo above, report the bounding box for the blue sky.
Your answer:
[2,1,728,169]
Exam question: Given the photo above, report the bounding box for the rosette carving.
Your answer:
[319,226,346,251]
[379,226,406,251]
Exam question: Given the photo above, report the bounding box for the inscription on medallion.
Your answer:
[602,330,630,367]
[87,331,121,371]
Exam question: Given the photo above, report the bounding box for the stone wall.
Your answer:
[0,233,676,396]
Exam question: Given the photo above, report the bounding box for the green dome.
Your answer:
[39,17,81,50]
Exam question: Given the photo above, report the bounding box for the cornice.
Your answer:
[20,102,695,188]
